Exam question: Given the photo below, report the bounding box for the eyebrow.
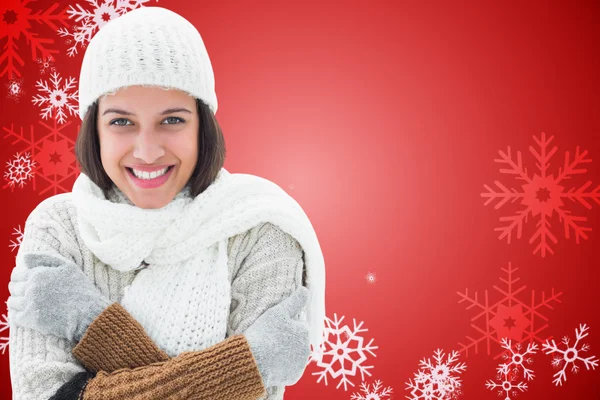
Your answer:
[102,107,193,116]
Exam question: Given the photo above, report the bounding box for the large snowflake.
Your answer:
[57,0,158,57]
[4,152,36,189]
[542,323,598,386]
[481,132,600,257]
[0,0,70,79]
[457,262,562,359]
[2,119,78,195]
[405,349,466,399]
[309,313,378,391]
[350,379,393,400]
[31,70,78,124]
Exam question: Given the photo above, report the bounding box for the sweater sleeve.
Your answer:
[54,335,266,400]
[55,303,266,400]
[71,302,170,372]
[227,222,308,399]
[8,196,88,399]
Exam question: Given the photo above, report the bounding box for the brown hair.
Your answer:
[75,97,226,199]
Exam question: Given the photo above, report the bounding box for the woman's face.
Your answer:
[97,85,199,209]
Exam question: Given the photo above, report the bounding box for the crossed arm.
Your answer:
[8,201,309,400]
[50,302,267,400]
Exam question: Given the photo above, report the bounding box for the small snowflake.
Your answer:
[31,71,79,124]
[310,313,378,391]
[482,132,600,257]
[350,379,393,400]
[4,77,25,102]
[9,225,24,253]
[36,55,57,75]
[4,152,36,189]
[0,312,9,354]
[498,338,538,380]
[485,364,528,400]
[405,349,467,399]
[57,0,158,57]
[542,323,598,386]
[365,272,377,284]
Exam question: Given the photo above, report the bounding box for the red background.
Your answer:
[1,0,599,398]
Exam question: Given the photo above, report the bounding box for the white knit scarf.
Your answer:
[71,167,326,353]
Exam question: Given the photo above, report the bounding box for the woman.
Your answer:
[6,6,326,400]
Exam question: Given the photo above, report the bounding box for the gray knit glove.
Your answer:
[7,251,113,342]
[245,285,311,388]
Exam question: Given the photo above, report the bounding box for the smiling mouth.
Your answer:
[125,165,176,189]
[125,165,174,178]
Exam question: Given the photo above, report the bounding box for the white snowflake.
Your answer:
[31,71,79,124]
[485,364,528,400]
[36,55,57,75]
[350,379,393,400]
[10,225,24,253]
[5,77,25,103]
[57,0,157,57]
[498,338,538,380]
[0,312,9,355]
[405,349,467,399]
[365,271,377,284]
[310,313,378,391]
[542,323,598,386]
[4,152,36,189]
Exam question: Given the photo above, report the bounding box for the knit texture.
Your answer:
[82,335,265,400]
[71,167,326,353]
[49,371,95,400]
[72,302,169,372]
[78,6,218,120]
[9,188,308,399]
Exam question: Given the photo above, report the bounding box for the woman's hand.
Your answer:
[244,285,311,387]
[7,251,113,342]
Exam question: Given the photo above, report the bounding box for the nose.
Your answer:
[132,128,165,163]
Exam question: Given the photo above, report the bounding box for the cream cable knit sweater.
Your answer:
[9,190,308,399]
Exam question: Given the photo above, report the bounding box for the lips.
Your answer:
[126,165,175,189]
[126,165,175,173]
[126,165,173,179]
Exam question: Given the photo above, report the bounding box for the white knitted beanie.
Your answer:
[78,6,218,121]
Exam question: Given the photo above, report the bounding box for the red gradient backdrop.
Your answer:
[0,0,599,399]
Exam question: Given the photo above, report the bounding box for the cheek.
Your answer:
[169,134,198,166]
[184,142,199,165]
[98,134,128,169]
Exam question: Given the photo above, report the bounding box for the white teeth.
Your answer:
[131,167,169,180]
